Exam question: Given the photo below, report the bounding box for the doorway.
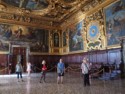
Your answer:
[10,46,29,73]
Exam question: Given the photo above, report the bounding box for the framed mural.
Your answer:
[69,21,84,52]
[104,0,125,47]
[0,40,10,54]
[87,22,100,41]
[53,32,59,47]
[2,0,49,10]
[87,21,102,50]
[0,24,30,41]
[29,29,49,53]
[0,23,49,53]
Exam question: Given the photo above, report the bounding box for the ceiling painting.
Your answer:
[2,0,49,10]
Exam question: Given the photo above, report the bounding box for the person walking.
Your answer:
[15,62,23,82]
[40,60,47,83]
[57,59,65,84]
[81,57,90,86]
[26,62,32,77]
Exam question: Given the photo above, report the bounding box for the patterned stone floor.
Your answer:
[0,72,125,94]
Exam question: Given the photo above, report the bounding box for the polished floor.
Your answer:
[0,72,125,94]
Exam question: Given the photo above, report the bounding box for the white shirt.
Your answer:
[27,63,31,71]
[81,63,90,74]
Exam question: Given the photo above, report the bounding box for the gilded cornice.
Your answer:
[60,10,85,30]
[81,0,106,13]
[82,0,116,15]
[0,0,90,25]
[0,12,59,30]
[0,0,116,30]
[1,0,52,17]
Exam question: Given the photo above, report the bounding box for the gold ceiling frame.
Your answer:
[0,0,53,17]
[60,0,82,6]
[0,0,92,28]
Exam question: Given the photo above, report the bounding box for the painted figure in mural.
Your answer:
[105,0,125,45]
[42,44,46,52]
[3,27,12,39]
[107,19,119,45]
[22,0,48,10]
[72,29,83,49]
[0,40,4,50]
[0,40,9,51]
[0,25,6,35]
[50,34,53,47]
[63,32,67,46]
[19,0,29,8]
[69,21,84,51]
[14,28,23,38]
[54,33,59,47]
[28,29,36,39]
[4,0,49,10]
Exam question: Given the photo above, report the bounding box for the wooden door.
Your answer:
[11,47,26,73]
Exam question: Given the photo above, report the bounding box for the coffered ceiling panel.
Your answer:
[1,0,104,28]
[2,0,49,10]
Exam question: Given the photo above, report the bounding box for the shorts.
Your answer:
[58,72,64,76]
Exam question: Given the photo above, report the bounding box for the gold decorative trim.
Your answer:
[87,21,100,42]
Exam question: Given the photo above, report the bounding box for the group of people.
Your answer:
[15,57,91,86]
[39,59,65,84]
[15,61,31,82]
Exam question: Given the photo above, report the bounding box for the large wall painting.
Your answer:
[0,40,9,53]
[0,23,49,53]
[104,0,125,46]
[69,21,84,52]
[2,0,49,10]
[30,29,49,53]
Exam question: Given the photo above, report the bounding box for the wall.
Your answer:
[62,48,121,65]
[0,0,124,74]
[29,55,61,72]
[0,54,8,74]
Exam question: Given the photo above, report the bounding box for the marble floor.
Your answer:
[0,72,125,94]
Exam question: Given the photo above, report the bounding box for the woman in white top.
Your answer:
[27,62,32,77]
[81,57,90,86]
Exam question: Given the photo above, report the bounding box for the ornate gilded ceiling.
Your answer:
[0,0,107,29]
[0,0,93,21]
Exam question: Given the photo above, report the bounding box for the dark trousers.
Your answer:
[16,72,22,79]
[40,71,46,82]
[83,74,90,86]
